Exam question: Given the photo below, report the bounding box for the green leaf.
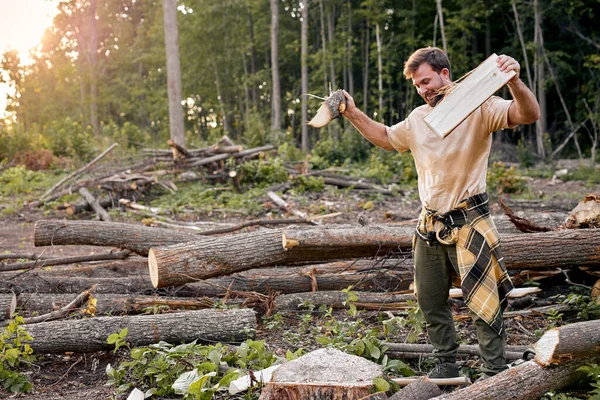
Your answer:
[172,369,200,394]
[107,333,119,344]
[372,376,390,393]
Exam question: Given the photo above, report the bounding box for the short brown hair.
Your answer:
[403,47,451,79]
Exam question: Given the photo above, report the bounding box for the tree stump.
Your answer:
[259,348,382,400]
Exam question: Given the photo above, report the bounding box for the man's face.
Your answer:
[412,63,451,107]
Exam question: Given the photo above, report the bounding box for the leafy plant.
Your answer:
[487,162,527,195]
[0,315,35,394]
[106,336,277,399]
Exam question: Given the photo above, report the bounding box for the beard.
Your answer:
[423,91,445,107]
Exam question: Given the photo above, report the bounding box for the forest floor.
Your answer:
[1,167,599,400]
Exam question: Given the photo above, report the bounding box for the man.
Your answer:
[341,47,540,379]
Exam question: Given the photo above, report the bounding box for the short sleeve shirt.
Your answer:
[386,96,514,213]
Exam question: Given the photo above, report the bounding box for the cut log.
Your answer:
[563,193,600,228]
[424,54,516,139]
[34,220,200,256]
[6,286,96,327]
[307,89,347,128]
[149,226,415,287]
[55,196,115,216]
[0,250,131,272]
[0,292,16,321]
[430,358,598,400]
[189,144,274,167]
[389,376,441,400]
[259,348,382,400]
[16,293,221,316]
[275,291,415,311]
[24,308,256,354]
[384,343,530,359]
[78,187,112,221]
[533,319,600,366]
[2,274,153,295]
[501,228,600,270]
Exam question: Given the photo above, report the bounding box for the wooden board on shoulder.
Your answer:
[424,53,516,139]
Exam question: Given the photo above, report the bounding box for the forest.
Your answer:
[0,0,599,165]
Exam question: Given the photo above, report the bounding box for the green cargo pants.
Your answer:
[413,236,507,374]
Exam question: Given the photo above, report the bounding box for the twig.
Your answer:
[41,143,119,200]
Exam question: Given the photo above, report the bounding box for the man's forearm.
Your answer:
[507,78,541,125]
[343,108,394,150]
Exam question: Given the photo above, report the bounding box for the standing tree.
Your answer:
[162,0,186,151]
[270,0,281,132]
[301,0,309,152]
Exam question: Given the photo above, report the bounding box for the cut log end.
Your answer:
[307,103,333,128]
[534,328,560,366]
[148,248,160,288]
[281,232,299,250]
[0,292,17,321]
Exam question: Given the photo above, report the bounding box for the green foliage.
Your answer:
[106,338,277,399]
[562,167,600,185]
[148,182,265,217]
[0,316,35,394]
[292,175,325,194]
[44,118,95,162]
[238,156,289,188]
[487,162,527,195]
[107,327,129,353]
[382,301,426,344]
[517,137,536,168]
[560,292,600,321]
[358,148,417,185]
[0,166,53,196]
[578,364,600,399]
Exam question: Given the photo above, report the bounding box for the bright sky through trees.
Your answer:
[0,0,58,117]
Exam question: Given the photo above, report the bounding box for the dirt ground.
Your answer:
[1,174,599,400]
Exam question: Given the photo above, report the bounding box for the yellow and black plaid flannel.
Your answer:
[416,193,514,334]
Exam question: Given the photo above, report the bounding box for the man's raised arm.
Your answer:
[341,90,395,151]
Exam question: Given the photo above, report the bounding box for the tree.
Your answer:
[270,0,281,132]
[162,0,186,150]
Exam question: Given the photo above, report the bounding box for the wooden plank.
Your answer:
[424,53,516,139]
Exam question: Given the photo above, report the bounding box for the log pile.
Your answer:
[5,136,599,398]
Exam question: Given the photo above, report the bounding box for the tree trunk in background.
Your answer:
[375,23,383,121]
[534,0,547,158]
[436,0,447,54]
[162,0,186,150]
[270,0,281,131]
[346,0,354,96]
[319,0,328,93]
[363,23,370,113]
[484,0,491,55]
[89,0,99,136]
[327,5,336,90]
[301,0,309,152]
[248,9,258,107]
[212,58,230,135]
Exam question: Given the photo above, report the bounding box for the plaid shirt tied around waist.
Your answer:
[416,193,514,334]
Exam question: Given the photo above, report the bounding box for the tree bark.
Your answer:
[431,358,597,400]
[270,0,281,131]
[89,0,99,135]
[375,23,383,120]
[389,377,441,400]
[2,274,153,295]
[162,0,186,150]
[436,0,447,54]
[24,308,256,354]
[34,220,201,256]
[275,291,415,311]
[17,293,219,316]
[149,226,415,287]
[534,0,547,158]
[534,319,600,366]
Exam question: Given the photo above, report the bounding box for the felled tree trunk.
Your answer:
[25,308,256,354]
[34,220,199,256]
[431,358,594,400]
[501,228,600,270]
[150,226,414,287]
[17,293,220,316]
[275,290,415,311]
[534,319,600,366]
[2,274,153,295]
[389,377,442,400]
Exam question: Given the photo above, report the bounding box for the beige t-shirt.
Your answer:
[386,96,513,213]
